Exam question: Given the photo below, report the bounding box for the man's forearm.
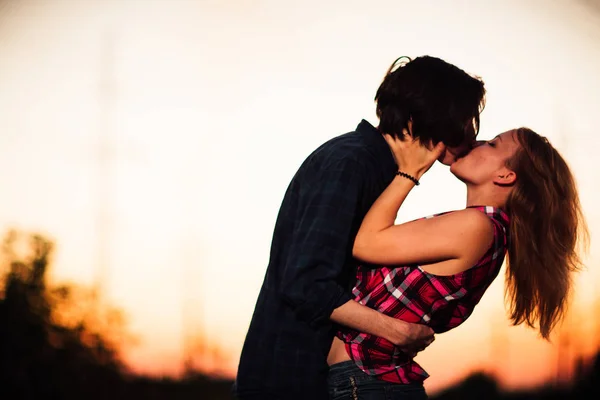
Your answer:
[330,299,401,344]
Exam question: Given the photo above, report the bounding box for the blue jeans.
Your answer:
[327,361,428,400]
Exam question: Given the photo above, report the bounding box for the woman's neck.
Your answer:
[466,184,508,209]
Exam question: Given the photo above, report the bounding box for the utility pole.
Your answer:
[94,29,116,301]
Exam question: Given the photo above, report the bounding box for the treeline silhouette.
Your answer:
[0,231,232,399]
[1,229,598,399]
[430,354,599,400]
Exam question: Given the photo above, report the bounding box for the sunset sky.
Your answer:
[1,0,599,394]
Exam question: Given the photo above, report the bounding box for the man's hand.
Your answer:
[330,300,434,358]
[384,317,435,358]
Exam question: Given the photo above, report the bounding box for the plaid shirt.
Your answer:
[336,206,509,384]
[235,120,398,399]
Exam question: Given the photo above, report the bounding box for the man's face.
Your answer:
[438,141,474,165]
[438,121,478,165]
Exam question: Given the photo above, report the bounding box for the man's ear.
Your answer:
[493,169,516,186]
[402,119,414,140]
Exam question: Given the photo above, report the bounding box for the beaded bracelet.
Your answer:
[396,171,420,186]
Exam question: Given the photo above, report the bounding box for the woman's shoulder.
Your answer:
[429,206,508,228]
[423,207,498,247]
[465,206,510,237]
[445,207,496,231]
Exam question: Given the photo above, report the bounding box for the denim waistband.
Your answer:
[327,361,424,389]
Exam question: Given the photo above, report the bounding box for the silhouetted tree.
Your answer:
[0,231,123,399]
[431,352,600,400]
[0,230,235,400]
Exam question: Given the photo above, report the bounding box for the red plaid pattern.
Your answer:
[336,206,509,384]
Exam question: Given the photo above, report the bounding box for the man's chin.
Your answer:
[438,151,456,166]
[449,159,465,178]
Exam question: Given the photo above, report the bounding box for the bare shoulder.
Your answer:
[436,208,495,248]
[455,208,494,226]
[416,208,496,275]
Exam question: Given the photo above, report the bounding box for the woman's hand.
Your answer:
[384,128,446,180]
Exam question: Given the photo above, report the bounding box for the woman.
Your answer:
[327,127,588,399]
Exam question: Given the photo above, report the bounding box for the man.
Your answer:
[234,56,486,400]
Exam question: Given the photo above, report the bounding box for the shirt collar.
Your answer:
[355,119,397,173]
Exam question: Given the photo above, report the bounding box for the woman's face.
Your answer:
[450,130,521,186]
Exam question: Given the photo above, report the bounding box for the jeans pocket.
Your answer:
[330,386,352,400]
[330,376,360,400]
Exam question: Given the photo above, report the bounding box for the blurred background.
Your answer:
[0,0,599,399]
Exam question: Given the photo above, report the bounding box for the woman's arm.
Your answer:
[353,176,494,272]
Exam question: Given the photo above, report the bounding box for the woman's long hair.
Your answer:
[504,128,589,339]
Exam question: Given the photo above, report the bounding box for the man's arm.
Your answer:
[330,300,434,353]
[279,158,363,326]
[280,157,433,349]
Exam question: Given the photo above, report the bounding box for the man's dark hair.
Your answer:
[375,55,486,147]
